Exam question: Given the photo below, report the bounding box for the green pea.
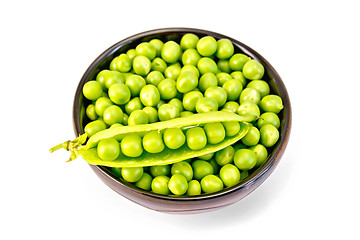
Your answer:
[125,75,146,97]
[201,175,223,193]
[182,48,201,66]
[168,174,188,195]
[108,83,131,105]
[247,80,270,98]
[249,144,268,167]
[163,128,186,150]
[96,69,110,90]
[196,36,217,56]
[111,167,122,178]
[186,127,207,151]
[103,105,124,126]
[151,57,167,73]
[192,160,214,181]
[157,104,180,121]
[135,42,156,61]
[222,101,240,113]
[143,131,165,154]
[257,112,281,129]
[229,53,250,71]
[197,152,214,161]
[149,39,164,57]
[215,145,235,166]
[196,97,218,113]
[209,158,220,175]
[197,57,218,75]
[222,121,241,137]
[183,91,203,112]
[260,124,280,147]
[259,95,284,113]
[151,176,170,195]
[158,78,178,100]
[168,98,184,113]
[164,63,181,80]
[135,172,153,191]
[156,99,165,109]
[86,104,98,121]
[222,79,243,101]
[116,53,132,73]
[139,84,161,107]
[109,56,118,71]
[230,71,247,87]
[216,72,232,86]
[180,65,200,78]
[204,86,227,107]
[242,126,260,146]
[242,59,265,80]
[171,161,193,181]
[237,102,260,122]
[217,59,231,73]
[239,88,261,104]
[121,134,143,157]
[128,109,149,126]
[219,164,240,187]
[146,71,165,86]
[132,55,151,76]
[234,149,257,170]
[83,80,103,101]
[149,165,170,177]
[216,39,234,59]
[142,106,158,123]
[186,180,201,196]
[97,137,120,161]
[103,71,125,89]
[198,72,218,92]
[94,97,113,117]
[121,167,143,182]
[161,41,181,63]
[176,71,198,93]
[125,97,143,115]
[126,49,136,60]
[203,122,225,145]
[122,113,129,125]
[180,33,199,50]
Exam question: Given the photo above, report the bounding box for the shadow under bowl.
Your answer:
[72,27,292,214]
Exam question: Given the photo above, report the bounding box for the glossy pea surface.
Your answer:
[168,174,188,195]
[121,167,143,182]
[121,134,143,157]
[186,127,207,150]
[201,175,223,193]
[151,176,170,195]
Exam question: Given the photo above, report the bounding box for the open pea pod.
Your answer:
[50,111,251,167]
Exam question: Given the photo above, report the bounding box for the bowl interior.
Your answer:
[73,28,291,203]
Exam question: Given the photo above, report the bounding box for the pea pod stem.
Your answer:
[49,141,70,153]
[49,134,88,161]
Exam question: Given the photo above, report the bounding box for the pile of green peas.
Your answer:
[82,33,284,196]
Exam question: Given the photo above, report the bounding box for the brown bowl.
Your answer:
[72,28,291,214]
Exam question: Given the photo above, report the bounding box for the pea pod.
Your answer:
[50,111,251,168]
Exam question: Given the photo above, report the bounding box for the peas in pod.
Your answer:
[50,33,284,197]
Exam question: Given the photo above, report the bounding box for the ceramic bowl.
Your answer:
[72,28,291,214]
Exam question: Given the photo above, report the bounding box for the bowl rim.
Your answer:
[73,27,292,202]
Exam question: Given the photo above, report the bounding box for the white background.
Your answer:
[1,0,359,239]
